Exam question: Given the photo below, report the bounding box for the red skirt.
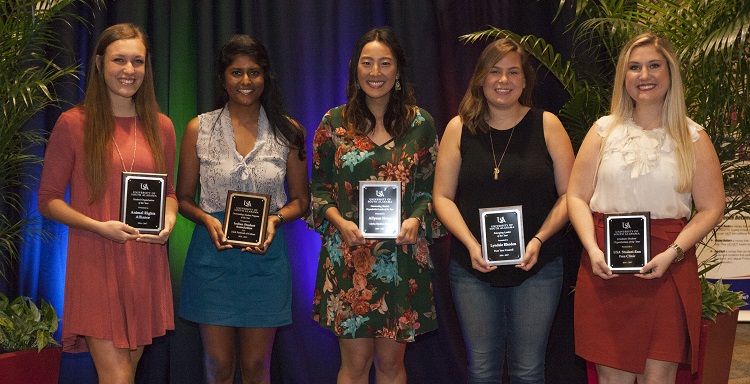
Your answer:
[574,213,701,373]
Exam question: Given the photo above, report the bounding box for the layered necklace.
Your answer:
[489,126,515,181]
[113,116,137,172]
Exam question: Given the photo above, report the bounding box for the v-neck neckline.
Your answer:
[369,135,396,149]
[225,106,264,161]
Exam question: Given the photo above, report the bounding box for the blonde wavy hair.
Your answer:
[608,33,694,192]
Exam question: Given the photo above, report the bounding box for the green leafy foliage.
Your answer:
[0,0,101,281]
[0,292,60,352]
[462,0,750,320]
[699,255,747,322]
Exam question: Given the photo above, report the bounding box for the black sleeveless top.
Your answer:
[451,108,564,287]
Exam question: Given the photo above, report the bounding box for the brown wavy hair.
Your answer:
[341,27,416,137]
[83,23,165,202]
[459,38,535,134]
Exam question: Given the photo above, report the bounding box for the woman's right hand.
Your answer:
[336,219,366,247]
[469,240,497,273]
[202,215,233,251]
[97,220,140,243]
[588,247,617,279]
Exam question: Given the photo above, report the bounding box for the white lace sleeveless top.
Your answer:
[590,115,702,219]
[196,105,289,213]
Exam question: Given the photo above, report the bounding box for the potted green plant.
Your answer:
[0,1,100,382]
[461,0,749,382]
[672,255,748,384]
[0,292,62,384]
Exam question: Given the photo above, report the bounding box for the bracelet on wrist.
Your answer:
[533,236,544,245]
[669,242,684,263]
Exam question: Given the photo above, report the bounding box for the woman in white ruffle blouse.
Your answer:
[568,33,725,383]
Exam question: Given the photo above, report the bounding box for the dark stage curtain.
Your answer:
[13,0,585,382]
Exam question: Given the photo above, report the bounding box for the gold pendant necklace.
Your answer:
[489,126,515,181]
[113,116,137,172]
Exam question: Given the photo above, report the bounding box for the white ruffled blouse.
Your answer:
[589,115,702,219]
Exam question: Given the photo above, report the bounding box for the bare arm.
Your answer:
[637,130,725,278]
[176,117,232,251]
[246,146,311,253]
[567,125,616,278]
[433,116,495,272]
[516,112,575,270]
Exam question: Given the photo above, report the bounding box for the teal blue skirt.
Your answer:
[179,212,291,327]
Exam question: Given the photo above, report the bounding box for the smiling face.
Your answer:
[624,44,670,107]
[98,38,146,104]
[482,51,526,110]
[356,41,398,104]
[223,55,265,108]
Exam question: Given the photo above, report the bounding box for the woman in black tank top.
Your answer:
[433,38,574,383]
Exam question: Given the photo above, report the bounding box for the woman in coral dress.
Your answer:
[38,23,177,383]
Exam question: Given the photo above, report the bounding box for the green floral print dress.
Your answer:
[311,105,444,342]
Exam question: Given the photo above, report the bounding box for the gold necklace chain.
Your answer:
[489,126,515,181]
[113,116,137,172]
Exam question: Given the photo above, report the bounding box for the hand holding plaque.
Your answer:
[120,172,167,234]
[223,191,271,248]
[604,212,651,273]
[359,181,401,239]
[479,205,525,266]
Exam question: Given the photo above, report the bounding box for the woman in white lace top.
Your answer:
[176,35,309,384]
[568,33,725,383]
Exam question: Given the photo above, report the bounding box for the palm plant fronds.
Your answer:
[0,0,103,281]
[462,0,750,198]
[460,27,581,96]
[463,0,750,317]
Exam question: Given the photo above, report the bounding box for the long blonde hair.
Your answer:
[458,38,535,134]
[609,33,694,192]
[83,23,165,201]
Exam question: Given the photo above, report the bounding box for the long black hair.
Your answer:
[342,27,416,137]
[217,34,305,159]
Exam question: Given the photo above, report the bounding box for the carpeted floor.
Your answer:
[731,323,750,383]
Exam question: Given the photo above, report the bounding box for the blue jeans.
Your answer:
[450,257,563,384]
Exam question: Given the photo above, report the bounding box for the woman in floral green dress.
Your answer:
[311,27,443,383]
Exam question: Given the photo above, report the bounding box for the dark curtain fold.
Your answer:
[14,1,584,382]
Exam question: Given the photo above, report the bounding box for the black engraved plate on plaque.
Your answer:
[359,181,401,239]
[479,205,525,266]
[223,191,270,247]
[120,172,167,234]
[604,212,651,273]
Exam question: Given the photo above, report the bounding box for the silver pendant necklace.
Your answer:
[113,116,137,172]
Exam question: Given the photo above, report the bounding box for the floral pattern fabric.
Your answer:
[311,105,444,342]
